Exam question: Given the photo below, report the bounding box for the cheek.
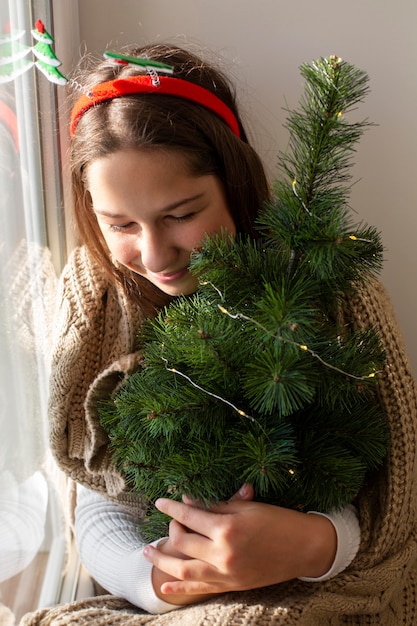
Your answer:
[191,207,235,244]
[101,231,137,265]
[223,213,236,235]
[206,211,236,238]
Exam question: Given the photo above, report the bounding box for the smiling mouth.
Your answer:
[148,268,190,283]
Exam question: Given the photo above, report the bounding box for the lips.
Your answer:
[148,267,189,284]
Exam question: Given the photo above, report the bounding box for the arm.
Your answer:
[74,485,179,614]
[48,246,146,495]
[144,487,360,599]
[76,483,359,609]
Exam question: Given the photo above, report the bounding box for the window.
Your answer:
[0,1,82,621]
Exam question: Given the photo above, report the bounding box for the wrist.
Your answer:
[301,512,337,579]
[299,505,360,582]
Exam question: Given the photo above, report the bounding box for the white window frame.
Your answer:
[1,0,85,616]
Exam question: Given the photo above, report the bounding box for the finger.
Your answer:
[143,543,215,583]
[228,483,254,502]
[169,518,213,561]
[182,483,254,508]
[181,493,208,509]
[161,579,225,596]
[155,498,217,537]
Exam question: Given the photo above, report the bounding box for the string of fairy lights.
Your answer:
[160,280,379,428]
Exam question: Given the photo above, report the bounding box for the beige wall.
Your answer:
[76,0,417,373]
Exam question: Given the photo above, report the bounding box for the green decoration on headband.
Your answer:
[103,51,174,74]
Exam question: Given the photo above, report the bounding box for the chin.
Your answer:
[157,280,198,297]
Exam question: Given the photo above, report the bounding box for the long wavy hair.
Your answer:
[69,43,270,306]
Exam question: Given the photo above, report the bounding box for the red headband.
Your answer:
[70,75,241,138]
[0,101,19,152]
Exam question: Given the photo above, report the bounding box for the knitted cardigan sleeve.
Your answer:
[321,278,417,619]
[48,246,147,504]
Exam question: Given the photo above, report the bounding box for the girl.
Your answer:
[47,44,417,624]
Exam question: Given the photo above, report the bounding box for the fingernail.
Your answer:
[239,483,249,497]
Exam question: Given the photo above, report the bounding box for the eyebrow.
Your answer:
[93,193,206,218]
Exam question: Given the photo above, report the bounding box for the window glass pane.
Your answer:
[0,0,68,622]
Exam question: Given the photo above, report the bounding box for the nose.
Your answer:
[136,227,178,273]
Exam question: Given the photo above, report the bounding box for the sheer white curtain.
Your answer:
[0,0,71,621]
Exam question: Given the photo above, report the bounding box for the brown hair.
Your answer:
[69,43,269,305]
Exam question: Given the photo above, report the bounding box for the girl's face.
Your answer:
[86,149,236,296]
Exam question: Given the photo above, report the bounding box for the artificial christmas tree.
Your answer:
[100,56,389,541]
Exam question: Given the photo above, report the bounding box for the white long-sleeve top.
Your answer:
[74,485,360,615]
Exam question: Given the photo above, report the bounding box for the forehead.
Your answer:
[86,148,193,185]
[86,148,223,216]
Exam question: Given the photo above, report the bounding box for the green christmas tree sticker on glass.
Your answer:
[31,19,67,85]
[0,25,33,83]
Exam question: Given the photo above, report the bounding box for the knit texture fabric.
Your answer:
[23,245,417,625]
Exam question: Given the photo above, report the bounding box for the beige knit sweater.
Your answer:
[22,246,417,625]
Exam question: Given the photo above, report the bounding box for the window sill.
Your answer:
[0,535,95,623]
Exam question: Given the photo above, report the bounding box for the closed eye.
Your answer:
[166,213,196,223]
[108,222,136,232]
[105,211,196,232]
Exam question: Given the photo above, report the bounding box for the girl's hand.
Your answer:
[143,484,337,601]
[147,483,254,606]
